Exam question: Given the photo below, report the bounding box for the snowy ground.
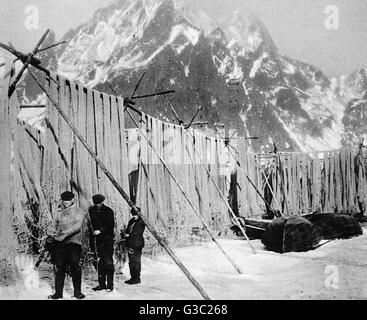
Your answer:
[1,227,367,300]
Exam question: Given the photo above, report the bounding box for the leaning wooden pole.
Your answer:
[257,164,283,215]
[126,109,243,274]
[28,71,211,300]
[184,130,256,254]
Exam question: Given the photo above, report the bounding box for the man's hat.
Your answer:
[61,191,75,201]
[92,194,105,204]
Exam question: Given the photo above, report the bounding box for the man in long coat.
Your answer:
[88,194,115,291]
[124,207,145,285]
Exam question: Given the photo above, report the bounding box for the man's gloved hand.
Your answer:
[44,235,56,252]
[94,230,101,236]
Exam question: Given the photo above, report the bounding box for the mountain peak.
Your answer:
[174,1,217,36]
[224,11,277,55]
[18,0,365,153]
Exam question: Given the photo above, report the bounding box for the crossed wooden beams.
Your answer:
[0,29,66,98]
[108,71,206,129]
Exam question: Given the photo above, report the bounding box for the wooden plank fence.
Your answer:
[43,74,131,231]
[133,113,235,249]
[237,146,367,217]
[1,64,366,259]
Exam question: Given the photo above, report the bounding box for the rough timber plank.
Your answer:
[77,85,90,203]
[94,90,105,192]
[86,89,97,195]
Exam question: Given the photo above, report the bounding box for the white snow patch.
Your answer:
[282,60,296,75]
[173,42,189,54]
[249,52,268,78]
[350,99,367,109]
[272,86,289,95]
[184,65,189,77]
[5,235,367,299]
[216,55,230,76]
[113,50,144,70]
[275,111,342,152]
[246,31,263,52]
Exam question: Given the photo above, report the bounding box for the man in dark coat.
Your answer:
[88,194,115,291]
[124,207,145,285]
[49,191,85,300]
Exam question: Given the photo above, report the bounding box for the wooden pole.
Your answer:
[246,175,271,208]
[8,29,50,97]
[28,70,211,300]
[184,129,256,254]
[130,72,146,98]
[14,41,67,63]
[184,105,202,129]
[164,98,254,252]
[131,90,175,100]
[126,109,244,274]
[257,164,283,215]
[0,42,57,82]
[164,95,183,124]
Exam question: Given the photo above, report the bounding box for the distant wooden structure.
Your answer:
[236,148,367,218]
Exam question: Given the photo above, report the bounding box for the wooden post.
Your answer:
[29,70,211,300]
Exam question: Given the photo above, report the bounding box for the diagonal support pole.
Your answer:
[131,90,175,100]
[130,72,146,99]
[28,70,211,300]
[184,105,202,129]
[257,163,283,215]
[163,99,255,252]
[164,95,183,124]
[184,129,256,254]
[14,41,67,63]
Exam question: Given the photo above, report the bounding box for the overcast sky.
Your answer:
[0,0,366,77]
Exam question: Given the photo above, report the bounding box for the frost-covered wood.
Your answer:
[237,149,366,217]
[134,113,234,248]
[43,75,131,231]
[0,60,17,284]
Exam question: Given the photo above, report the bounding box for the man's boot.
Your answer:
[125,264,140,285]
[71,265,85,299]
[135,263,141,282]
[93,273,107,291]
[49,268,65,299]
[106,272,114,291]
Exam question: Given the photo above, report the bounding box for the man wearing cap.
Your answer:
[88,194,115,291]
[49,191,85,300]
[124,207,145,285]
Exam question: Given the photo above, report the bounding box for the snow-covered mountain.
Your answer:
[19,0,367,152]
